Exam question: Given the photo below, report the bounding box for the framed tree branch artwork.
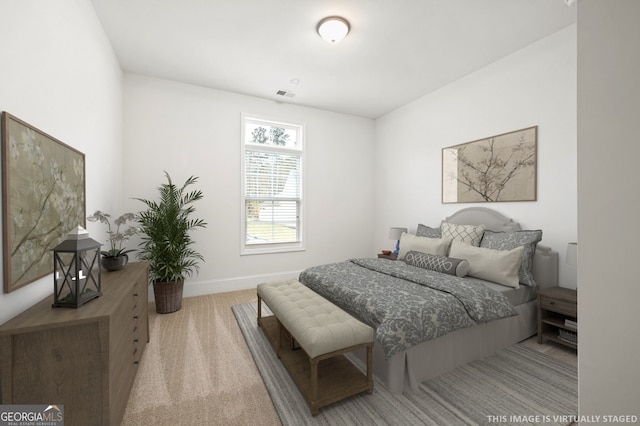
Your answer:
[2,112,86,293]
[442,126,537,204]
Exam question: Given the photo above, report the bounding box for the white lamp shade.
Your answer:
[317,17,350,43]
[389,227,407,240]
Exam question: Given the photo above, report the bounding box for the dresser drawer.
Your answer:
[539,296,577,316]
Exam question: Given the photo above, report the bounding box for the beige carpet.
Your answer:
[121,289,281,426]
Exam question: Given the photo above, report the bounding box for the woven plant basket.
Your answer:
[153,280,184,314]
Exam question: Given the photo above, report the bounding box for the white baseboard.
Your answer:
[147,270,302,301]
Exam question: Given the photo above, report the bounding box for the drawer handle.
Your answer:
[549,301,555,305]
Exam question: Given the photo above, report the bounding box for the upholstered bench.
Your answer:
[257,280,374,416]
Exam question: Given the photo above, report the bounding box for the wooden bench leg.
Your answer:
[366,344,374,394]
[310,357,319,416]
[275,318,282,359]
[257,294,262,327]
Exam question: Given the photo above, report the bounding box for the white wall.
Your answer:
[374,25,578,288]
[0,0,123,323]
[577,0,640,419]
[122,74,375,296]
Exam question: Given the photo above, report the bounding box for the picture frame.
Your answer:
[442,126,537,204]
[2,112,86,293]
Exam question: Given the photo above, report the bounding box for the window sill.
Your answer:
[241,244,305,256]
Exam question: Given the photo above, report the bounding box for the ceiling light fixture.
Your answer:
[317,16,350,44]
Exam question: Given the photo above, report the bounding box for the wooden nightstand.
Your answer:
[537,287,577,350]
[377,253,397,260]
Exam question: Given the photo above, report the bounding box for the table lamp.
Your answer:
[389,227,407,256]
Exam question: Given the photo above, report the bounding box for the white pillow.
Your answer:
[398,233,451,260]
[441,222,485,246]
[449,240,524,288]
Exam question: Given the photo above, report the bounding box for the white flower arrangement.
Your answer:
[87,210,139,258]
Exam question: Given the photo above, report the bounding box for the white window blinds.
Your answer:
[241,115,304,254]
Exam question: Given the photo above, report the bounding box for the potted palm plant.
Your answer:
[136,172,207,314]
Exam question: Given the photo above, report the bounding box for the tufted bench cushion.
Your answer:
[257,280,373,358]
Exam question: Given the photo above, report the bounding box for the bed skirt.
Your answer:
[354,299,537,393]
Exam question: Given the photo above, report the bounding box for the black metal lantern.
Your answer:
[52,226,102,308]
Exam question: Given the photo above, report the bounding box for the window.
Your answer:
[241,114,304,254]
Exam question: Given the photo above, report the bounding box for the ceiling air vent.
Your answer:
[276,89,295,98]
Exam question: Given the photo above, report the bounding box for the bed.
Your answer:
[298,207,558,393]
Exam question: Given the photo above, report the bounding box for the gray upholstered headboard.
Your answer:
[444,207,558,289]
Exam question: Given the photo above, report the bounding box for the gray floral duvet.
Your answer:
[298,258,518,359]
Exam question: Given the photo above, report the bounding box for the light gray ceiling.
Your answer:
[90,0,576,118]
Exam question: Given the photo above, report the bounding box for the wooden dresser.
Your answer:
[0,262,149,426]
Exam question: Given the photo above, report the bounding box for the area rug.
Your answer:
[232,302,578,426]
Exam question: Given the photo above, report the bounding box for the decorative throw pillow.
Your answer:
[441,222,485,246]
[397,233,451,260]
[404,250,470,277]
[416,224,441,238]
[449,240,524,288]
[480,230,542,286]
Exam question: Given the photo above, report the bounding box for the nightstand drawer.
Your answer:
[539,296,576,316]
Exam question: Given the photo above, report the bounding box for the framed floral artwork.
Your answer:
[2,112,86,293]
[442,126,537,204]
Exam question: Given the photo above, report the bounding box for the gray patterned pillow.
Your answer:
[404,250,470,277]
[480,230,542,286]
[416,224,441,238]
[441,222,485,246]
